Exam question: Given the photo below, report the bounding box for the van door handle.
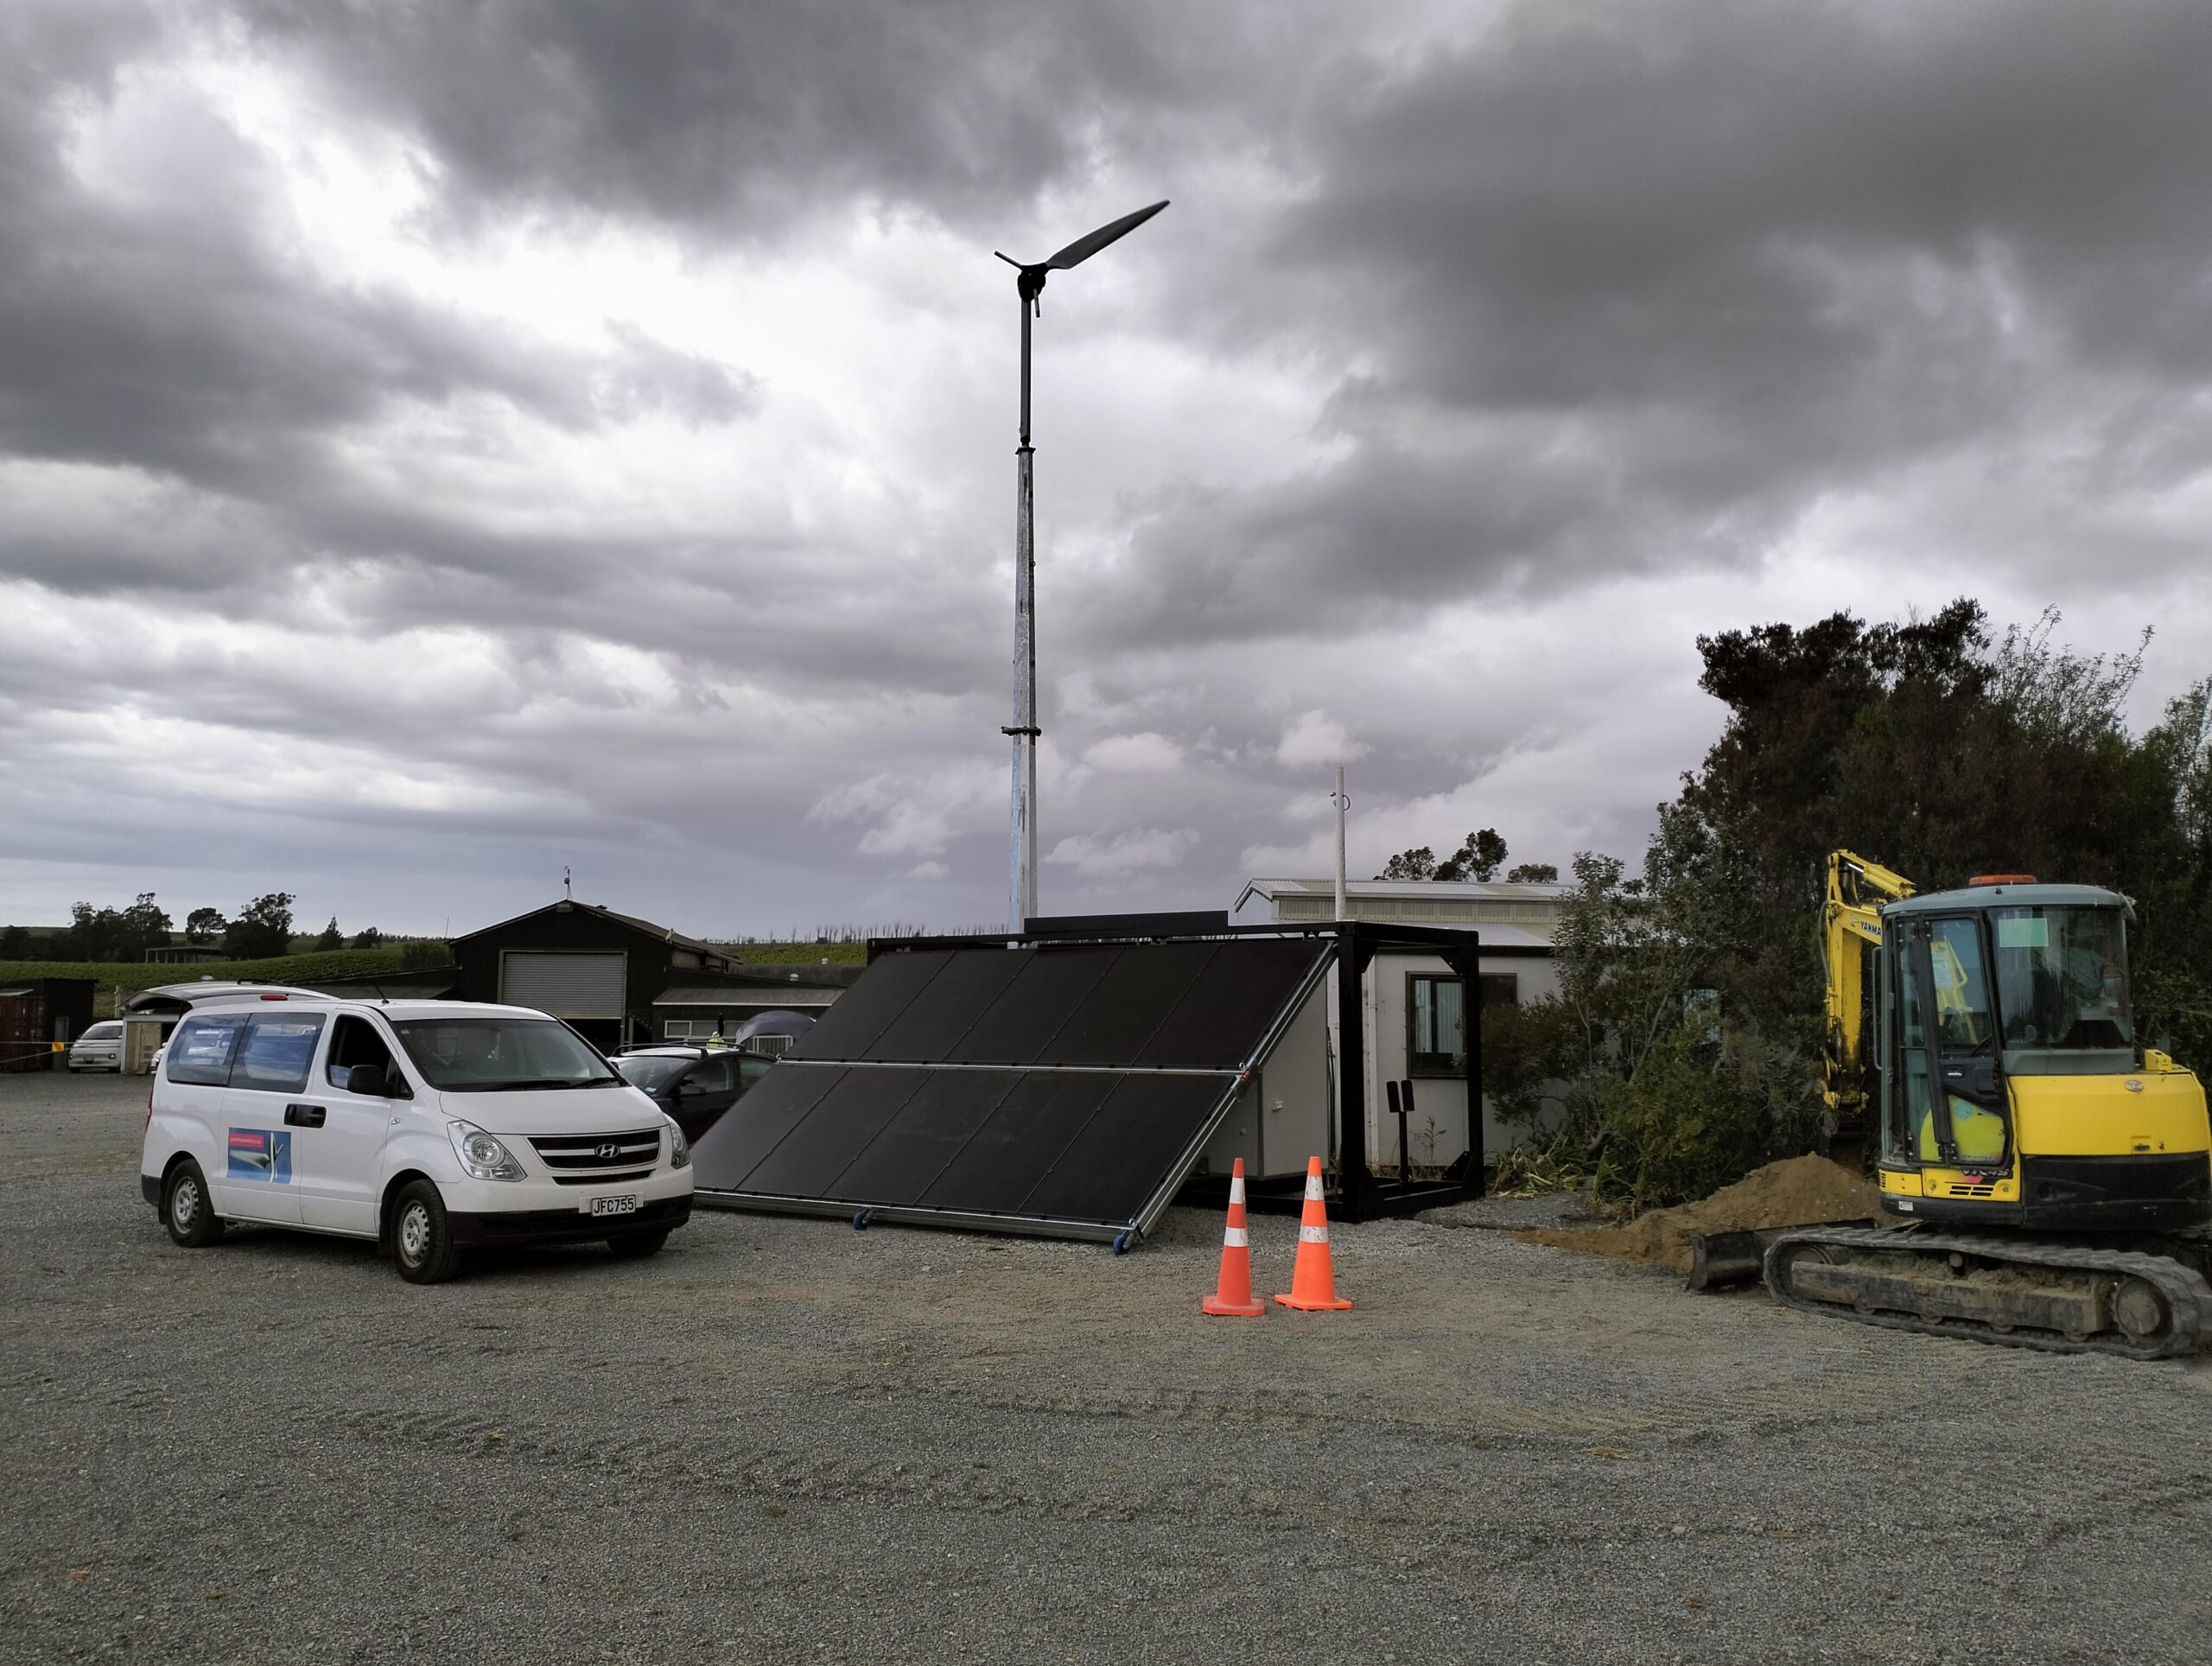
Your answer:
[285,1103,326,1128]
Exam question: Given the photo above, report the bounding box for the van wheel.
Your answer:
[391,1180,461,1284]
[607,1230,671,1260]
[163,1160,223,1248]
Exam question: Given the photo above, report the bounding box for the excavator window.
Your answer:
[1892,916,2009,1167]
[1929,919,1994,1050]
[1992,906,2133,1052]
[1891,931,1938,1160]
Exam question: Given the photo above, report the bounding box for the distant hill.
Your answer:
[0,945,423,1016]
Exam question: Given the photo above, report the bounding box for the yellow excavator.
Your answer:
[1764,850,2212,1358]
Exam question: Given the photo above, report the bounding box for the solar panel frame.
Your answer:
[691,933,1336,1242]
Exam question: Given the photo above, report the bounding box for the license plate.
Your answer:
[587,1195,640,1218]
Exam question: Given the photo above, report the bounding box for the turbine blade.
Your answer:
[1043,200,1168,270]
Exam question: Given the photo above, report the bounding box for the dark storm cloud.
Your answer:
[1067,436,1650,649]
[0,0,764,601]
[1281,0,2212,408]
[1084,0,2212,642]
[234,0,1333,238]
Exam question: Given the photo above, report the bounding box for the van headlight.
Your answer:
[448,1121,524,1181]
[668,1122,690,1170]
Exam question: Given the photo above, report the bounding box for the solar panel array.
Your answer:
[689,936,1331,1239]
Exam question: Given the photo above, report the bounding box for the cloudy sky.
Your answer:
[3,0,2209,941]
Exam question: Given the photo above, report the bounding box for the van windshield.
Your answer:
[391,1018,623,1091]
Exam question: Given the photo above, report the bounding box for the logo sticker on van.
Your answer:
[227,1128,293,1184]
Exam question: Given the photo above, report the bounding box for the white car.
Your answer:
[67,1021,124,1071]
[139,995,694,1282]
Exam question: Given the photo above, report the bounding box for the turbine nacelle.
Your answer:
[995,199,1167,316]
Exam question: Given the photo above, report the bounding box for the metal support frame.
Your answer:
[1443,939,1485,1189]
[1321,919,1487,1222]
[1007,285,1039,936]
[995,201,1167,938]
[859,919,1491,1224]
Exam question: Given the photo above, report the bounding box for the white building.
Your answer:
[1230,878,1573,1175]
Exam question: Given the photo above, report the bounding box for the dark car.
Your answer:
[610,1046,774,1141]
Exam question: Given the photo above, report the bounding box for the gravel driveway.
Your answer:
[5,1071,2209,1663]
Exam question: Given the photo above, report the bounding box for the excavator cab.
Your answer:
[1873,881,2209,1231]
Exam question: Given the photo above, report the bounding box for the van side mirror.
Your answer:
[345,1063,390,1097]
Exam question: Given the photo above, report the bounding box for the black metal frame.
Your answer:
[865,917,1487,1224]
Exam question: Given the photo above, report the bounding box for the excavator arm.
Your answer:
[1821,849,1915,1122]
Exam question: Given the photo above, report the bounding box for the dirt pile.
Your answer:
[1519,1154,1884,1276]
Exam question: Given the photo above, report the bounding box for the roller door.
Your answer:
[499,951,626,1019]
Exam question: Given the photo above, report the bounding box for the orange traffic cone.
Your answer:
[1275,1155,1352,1311]
[1201,1159,1267,1316]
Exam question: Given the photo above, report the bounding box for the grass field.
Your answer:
[1,937,877,1016]
[713,940,869,965]
[0,946,422,1015]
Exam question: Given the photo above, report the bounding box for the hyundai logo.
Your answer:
[596,1141,621,1159]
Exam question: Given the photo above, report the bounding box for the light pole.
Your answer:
[994,199,1168,934]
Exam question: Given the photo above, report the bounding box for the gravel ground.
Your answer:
[6,1071,2211,1665]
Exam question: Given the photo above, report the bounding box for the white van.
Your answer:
[139,995,693,1282]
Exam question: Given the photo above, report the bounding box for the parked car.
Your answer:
[610,1044,774,1141]
[67,1021,124,1072]
[139,995,693,1283]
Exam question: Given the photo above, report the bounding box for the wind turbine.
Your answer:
[994,199,1168,935]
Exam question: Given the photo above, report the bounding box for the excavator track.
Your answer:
[1763,1225,2212,1360]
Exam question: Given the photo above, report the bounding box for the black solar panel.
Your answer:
[861,947,1025,1062]
[913,1071,1123,1214]
[691,933,1332,1241]
[1018,1075,1236,1223]
[689,1061,848,1185]
[1024,941,1218,1065]
[829,1069,1025,1205]
[786,950,951,1060]
[1134,938,1329,1069]
[740,1066,920,1198]
[950,945,1121,1064]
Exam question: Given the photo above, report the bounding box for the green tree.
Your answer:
[1508,601,2207,1206]
[1505,862,1560,883]
[1436,828,1509,881]
[184,907,226,944]
[1378,828,1518,882]
[0,925,26,959]
[224,893,296,959]
[1376,846,1438,881]
[314,916,344,951]
[349,926,385,949]
[60,893,172,963]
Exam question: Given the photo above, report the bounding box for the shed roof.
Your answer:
[1236,877,1575,906]
[453,900,726,960]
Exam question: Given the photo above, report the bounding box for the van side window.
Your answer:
[167,1014,249,1086]
[327,1016,403,1092]
[232,1014,328,1094]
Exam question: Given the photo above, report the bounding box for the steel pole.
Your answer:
[1333,766,1349,921]
[1007,295,1038,935]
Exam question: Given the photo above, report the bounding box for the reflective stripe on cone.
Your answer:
[1201,1157,1266,1318]
[1275,1154,1351,1311]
